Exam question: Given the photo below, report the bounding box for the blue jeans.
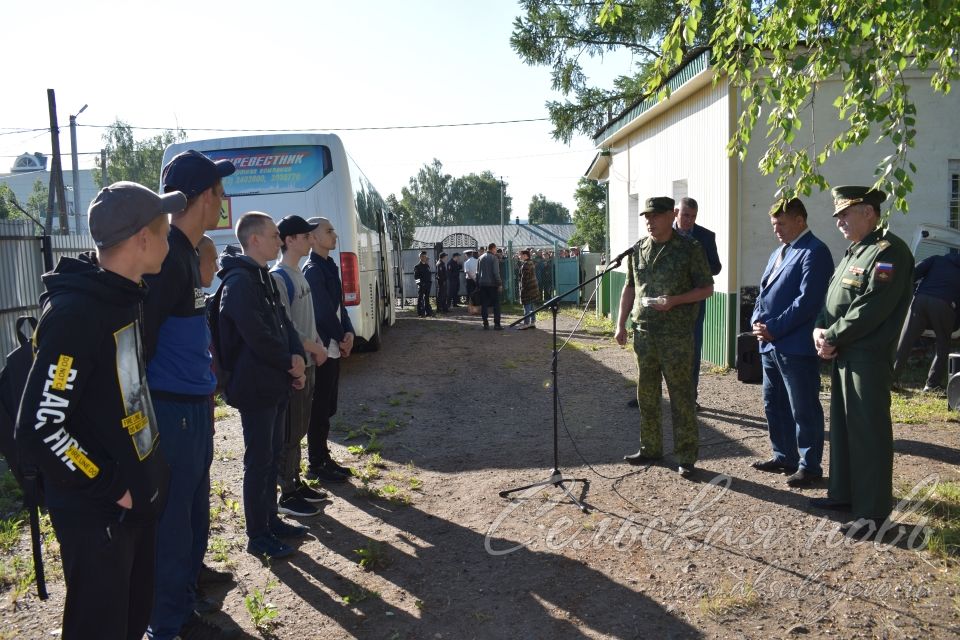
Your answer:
[761,350,824,475]
[148,398,213,640]
[522,302,536,325]
[240,401,288,539]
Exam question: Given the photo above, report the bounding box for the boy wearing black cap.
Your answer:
[144,150,238,640]
[271,215,330,517]
[16,181,184,640]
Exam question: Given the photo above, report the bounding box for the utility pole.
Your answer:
[499,176,504,248]
[101,149,108,187]
[46,89,69,234]
[69,104,88,230]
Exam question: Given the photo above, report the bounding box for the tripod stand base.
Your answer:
[499,469,590,513]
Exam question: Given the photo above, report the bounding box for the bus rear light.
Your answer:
[340,252,360,306]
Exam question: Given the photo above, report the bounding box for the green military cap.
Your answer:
[831,185,887,217]
[641,196,675,215]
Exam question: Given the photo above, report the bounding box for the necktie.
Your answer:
[773,242,790,271]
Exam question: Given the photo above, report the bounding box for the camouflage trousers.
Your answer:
[633,329,698,464]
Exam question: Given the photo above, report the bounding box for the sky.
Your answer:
[1,0,636,218]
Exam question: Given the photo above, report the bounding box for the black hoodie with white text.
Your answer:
[15,253,169,523]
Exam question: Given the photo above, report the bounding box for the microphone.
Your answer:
[611,245,635,264]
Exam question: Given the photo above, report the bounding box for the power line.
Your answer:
[68,117,551,133]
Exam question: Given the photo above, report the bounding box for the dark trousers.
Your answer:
[480,285,501,327]
[761,350,824,475]
[417,285,433,316]
[50,508,156,640]
[148,399,213,640]
[448,279,460,306]
[893,293,955,388]
[465,279,477,303]
[436,281,449,312]
[278,366,315,495]
[829,357,894,520]
[308,356,340,469]
[239,401,288,539]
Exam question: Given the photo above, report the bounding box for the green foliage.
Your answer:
[648,0,960,211]
[342,586,380,604]
[25,179,49,222]
[569,178,606,251]
[94,119,186,189]
[0,518,22,553]
[528,193,571,224]
[244,580,279,631]
[354,541,391,571]
[385,194,415,248]
[512,0,721,142]
[0,184,24,220]
[399,159,512,228]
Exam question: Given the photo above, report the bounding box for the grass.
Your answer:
[354,541,391,571]
[698,581,761,619]
[0,517,23,554]
[244,579,279,632]
[891,389,957,425]
[0,470,24,516]
[207,537,237,565]
[341,586,380,605]
[896,480,960,560]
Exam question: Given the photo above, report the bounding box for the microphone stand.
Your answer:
[499,256,629,513]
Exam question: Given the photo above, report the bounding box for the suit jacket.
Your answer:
[686,223,722,276]
[751,229,833,356]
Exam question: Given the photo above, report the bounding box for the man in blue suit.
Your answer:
[674,197,722,409]
[750,198,833,487]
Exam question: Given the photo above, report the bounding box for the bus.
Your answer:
[161,133,400,351]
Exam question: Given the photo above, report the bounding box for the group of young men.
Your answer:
[14,149,355,639]
[413,250,465,316]
[618,187,915,541]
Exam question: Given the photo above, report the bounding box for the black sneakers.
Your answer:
[278,494,321,517]
[246,534,294,560]
[305,459,352,484]
[296,482,328,502]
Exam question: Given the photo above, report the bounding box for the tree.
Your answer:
[511,0,721,143]
[569,178,606,252]
[94,119,186,189]
[0,184,21,220]
[448,171,511,225]
[528,194,571,224]
[26,179,49,222]
[399,159,454,227]
[612,0,960,211]
[385,194,416,248]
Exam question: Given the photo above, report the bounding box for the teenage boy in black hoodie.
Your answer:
[16,181,184,640]
[216,212,307,560]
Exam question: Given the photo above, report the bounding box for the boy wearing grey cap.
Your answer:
[15,182,184,640]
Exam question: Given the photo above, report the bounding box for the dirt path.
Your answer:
[3,306,959,639]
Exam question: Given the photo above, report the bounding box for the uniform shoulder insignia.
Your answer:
[876,239,891,251]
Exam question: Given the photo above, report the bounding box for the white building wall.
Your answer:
[607,80,733,293]
[739,72,960,291]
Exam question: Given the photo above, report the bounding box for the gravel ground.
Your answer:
[2,304,959,639]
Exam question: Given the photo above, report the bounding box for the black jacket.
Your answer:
[15,253,169,522]
[217,247,305,409]
[414,262,432,289]
[302,251,354,347]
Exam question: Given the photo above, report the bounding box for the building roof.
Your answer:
[412,223,576,250]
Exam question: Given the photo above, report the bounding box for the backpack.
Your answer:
[0,316,37,488]
[0,315,48,599]
[270,265,296,304]
[206,273,240,394]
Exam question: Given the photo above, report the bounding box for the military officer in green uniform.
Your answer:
[615,196,714,478]
[811,186,914,539]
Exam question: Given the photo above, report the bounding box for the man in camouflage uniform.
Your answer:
[615,197,714,478]
[811,186,914,540]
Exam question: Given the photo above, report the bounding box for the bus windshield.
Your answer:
[204,145,333,196]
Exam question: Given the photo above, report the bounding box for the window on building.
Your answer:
[950,160,960,229]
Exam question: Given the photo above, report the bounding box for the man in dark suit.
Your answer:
[750,198,833,487]
[673,197,722,409]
